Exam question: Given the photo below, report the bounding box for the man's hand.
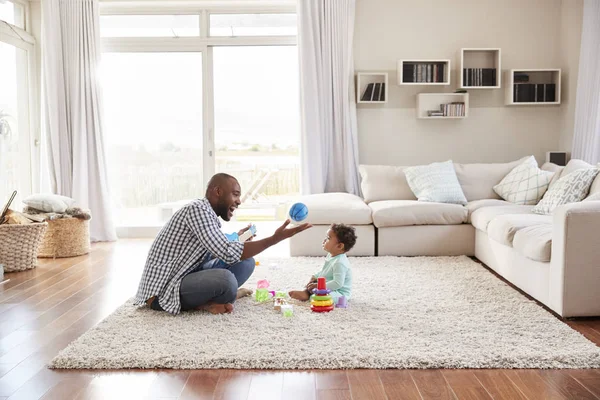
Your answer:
[272,219,312,243]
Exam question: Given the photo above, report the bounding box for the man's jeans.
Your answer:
[151,255,255,311]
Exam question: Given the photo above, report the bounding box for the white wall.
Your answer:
[354,0,582,166]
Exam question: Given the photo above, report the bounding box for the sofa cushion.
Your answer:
[465,199,512,222]
[493,156,554,205]
[533,168,600,215]
[369,200,467,228]
[358,165,416,203]
[513,224,553,262]
[541,162,564,188]
[487,214,552,246]
[559,159,594,179]
[404,160,467,205]
[470,205,534,232]
[454,156,533,201]
[295,193,372,225]
[586,163,600,199]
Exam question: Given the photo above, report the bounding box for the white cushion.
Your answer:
[23,193,76,213]
[585,163,600,199]
[404,160,467,205]
[295,193,372,225]
[559,159,594,179]
[532,168,600,215]
[465,199,512,222]
[487,214,552,246]
[513,224,553,262]
[541,162,564,188]
[369,200,467,228]
[493,156,554,205]
[470,205,534,232]
[454,156,533,201]
[358,165,416,203]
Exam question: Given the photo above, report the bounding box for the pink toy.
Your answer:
[257,279,270,289]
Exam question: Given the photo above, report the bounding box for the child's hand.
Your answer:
[307,283,317,293]
[310,276,318,283]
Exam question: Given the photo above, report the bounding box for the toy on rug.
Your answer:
[336,295,348,308]
[255,279,271,302]
[273,297,287,311]
[281,304,294,317]
[310,277,334,313]
[289,202,308,222]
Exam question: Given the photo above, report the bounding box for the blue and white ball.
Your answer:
[289,202,309,222]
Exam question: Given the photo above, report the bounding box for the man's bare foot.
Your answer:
[289,290,311,301]
[197,303,234,314]
[237,288,253,299]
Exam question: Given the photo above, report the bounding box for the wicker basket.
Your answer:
[38,218,91,258]
[0,222,48,272]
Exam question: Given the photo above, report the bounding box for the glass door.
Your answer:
[100,52,203,227]
[213,46,300,222]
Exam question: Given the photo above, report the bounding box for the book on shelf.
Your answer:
[403,62,446,83]
[372,83,381,101]
[436,102,465,117]
[463,68,496,87]
[513,83,556,103]
[379,82,385,101]
[360,83,375,101]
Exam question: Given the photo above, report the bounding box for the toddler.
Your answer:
[289,223,356,303]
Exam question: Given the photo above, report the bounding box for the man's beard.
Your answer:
[216,198,230,221]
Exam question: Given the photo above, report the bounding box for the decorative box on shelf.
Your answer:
[356,72,388,104]
[459,48,501,89]
[505,69,561,105]
[416,93,469,119]
[397,60,451,85]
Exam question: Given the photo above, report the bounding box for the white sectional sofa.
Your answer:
[289,158,600,318]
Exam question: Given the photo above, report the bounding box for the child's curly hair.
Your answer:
[330,223,357,252]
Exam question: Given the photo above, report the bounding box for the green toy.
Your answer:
[255,288,270,302]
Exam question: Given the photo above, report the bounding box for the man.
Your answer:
[134,173,311,315]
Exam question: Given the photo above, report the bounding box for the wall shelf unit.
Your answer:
[505,69,561,105]
[416,93,469,119]
[459,48,501,89]
[397,60,451,85]
[356,72,388,103]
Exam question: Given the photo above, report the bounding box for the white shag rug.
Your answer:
[49,256,600,370]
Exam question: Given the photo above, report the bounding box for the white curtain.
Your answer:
[42,0,116,241]
[572,0,600,164]
[297,0,361,195]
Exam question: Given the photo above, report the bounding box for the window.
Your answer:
[100,15,200,37]
[210,13,296,37]
[0,0,24,29]
[100,52,204,227]
[0,1,33,206]
[213,46,300,221]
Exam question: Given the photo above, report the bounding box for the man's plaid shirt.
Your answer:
[134,198,244,314]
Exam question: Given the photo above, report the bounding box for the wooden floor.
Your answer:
[0,240,599,400]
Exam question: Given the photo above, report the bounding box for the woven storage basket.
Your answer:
[0,222,48,272]
[38,218,91,258]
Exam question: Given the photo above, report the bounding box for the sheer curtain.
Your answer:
[42,0,116,241]
[571,0,600,164]
[297,0,361,195]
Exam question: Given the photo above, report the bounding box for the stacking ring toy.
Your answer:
[311,305,334,313]
[311,300,334,307]
[311,289,330,295]
[311,295,331,301]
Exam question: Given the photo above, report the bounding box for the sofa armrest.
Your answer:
[549,201,600,317]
